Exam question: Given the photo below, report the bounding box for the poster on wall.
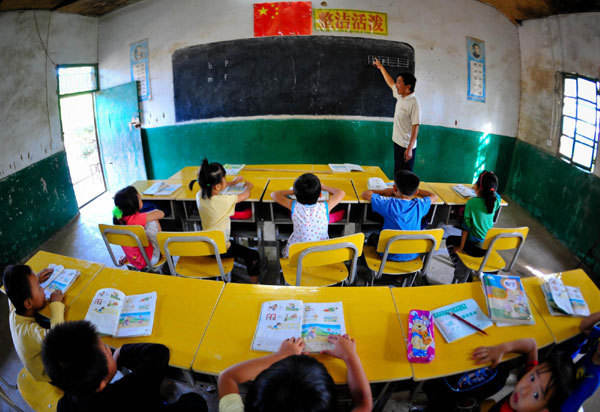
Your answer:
[254,2,312,37]
[130,39,151,101]
[314,9,387,35]
[466,36,485,102]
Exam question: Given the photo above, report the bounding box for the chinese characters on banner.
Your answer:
[314,9,387,35]
[254,2,312,37]
[467,36,485,102]
[130,39,151,101]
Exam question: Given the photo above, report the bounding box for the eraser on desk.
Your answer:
[407,309,435,363]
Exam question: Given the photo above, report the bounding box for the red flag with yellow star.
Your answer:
[254,2,312,37]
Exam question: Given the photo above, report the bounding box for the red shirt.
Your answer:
[121,212,154,270]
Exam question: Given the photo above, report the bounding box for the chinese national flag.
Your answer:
[254,2,312,37]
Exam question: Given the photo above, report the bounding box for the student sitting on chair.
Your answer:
[271,173,345,258]
[192,158,261,283]
[218,334,372,412]
[42,320,207,412]
[3,264,64,382]
[361,170,437,261]
[446,170,500,269]
[561,311,600,411]
[112,185,164,270]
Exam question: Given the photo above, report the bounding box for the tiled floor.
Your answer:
[0,193,597,411]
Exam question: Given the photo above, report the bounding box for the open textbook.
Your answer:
[252,300,345,353]
[222,183,247,195]
[432,299,493,343]
[541,278,590,317]
[40,264,80,299]
[329,163,364,173]
[451,184,477,198]
[84,288,157,338]
[142,182,182,196]
[481,273,535,326]
[223,164,245,175]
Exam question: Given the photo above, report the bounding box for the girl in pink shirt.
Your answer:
[112,186,164,270]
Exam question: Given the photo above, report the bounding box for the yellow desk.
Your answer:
[426,182,508,224]
[523,269,600,344]
[25,251,104,317]
[392,282,554,381]
[193,284,411,384]
[67,268,225,370]
[169,166,199,181]
[131,179,184,221]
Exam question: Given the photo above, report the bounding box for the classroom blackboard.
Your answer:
[173,36,414,121]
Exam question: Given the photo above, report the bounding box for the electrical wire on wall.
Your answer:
[33,11,56,150]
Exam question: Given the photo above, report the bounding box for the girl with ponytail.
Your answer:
[446,170,501,270]
[190,159,261,283]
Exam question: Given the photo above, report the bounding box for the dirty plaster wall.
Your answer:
[507,13,600,278]
[0,11,98,269]
[98,0,520,183]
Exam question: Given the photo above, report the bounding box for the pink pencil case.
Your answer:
[407,309,435,363]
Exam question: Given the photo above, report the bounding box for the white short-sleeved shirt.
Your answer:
[392,88,421,148]
[283,201,329,258]
[219,393,244,412]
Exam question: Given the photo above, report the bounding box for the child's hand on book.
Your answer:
[49,290,64,303]
[472,344,505,368]
[322,334,357,361]
[231,175,244,185]
[38,267,53,283]
[277,337,305,357]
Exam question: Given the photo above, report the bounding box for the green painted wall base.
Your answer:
[506,140,600,280]
[142,120,515,191]
[0,151,79,270]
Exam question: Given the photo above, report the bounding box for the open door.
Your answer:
[95,82,147,192]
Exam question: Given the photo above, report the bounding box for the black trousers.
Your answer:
[393,142,416,175]
[222,241,260,278]
[445,235,486,267]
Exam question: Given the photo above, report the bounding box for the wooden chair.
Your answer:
[157,231,234,281]
[98,224,166,272]
[16,368,63,412]
[363,229,444,286]
[452,227,529,283]
[279,233,364,287]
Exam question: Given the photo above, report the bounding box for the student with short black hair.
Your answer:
[271,172,345,258]
[42,320,207,412]
[4,264,64,381]
[361,170,438,262]
[218,334,372,412]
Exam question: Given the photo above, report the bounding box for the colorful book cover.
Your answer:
[482,274,534,325]
[407,310,435,363]
[40,264,80,299]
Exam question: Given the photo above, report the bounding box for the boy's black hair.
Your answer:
[113,185,140,224]
[397,72,417,93]
[476,171,499,214]
[42,320,108,396]
[3,264,34,315]
[245,355,337,412]
[538,350,575,412]
[195,158,226,199]
[394,170,420,197]
[293,173,322,205]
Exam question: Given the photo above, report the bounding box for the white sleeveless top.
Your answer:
[283,201,329,258]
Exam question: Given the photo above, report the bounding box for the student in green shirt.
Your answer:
[446,170,501,268]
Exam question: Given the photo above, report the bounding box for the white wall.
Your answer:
[0,11,98,178]
[518,12,600,175]
[99,0,520,136]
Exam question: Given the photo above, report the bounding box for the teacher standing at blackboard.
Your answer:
[373,58,421,174]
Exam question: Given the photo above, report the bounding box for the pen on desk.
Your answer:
[451,312,489,336]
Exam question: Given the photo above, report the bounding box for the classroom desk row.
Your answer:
[132,164,508,228]
[26,251,600,385]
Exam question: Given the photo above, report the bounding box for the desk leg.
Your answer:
[428,204,438,226]
[494,205,503,223]
[182,370,195,387]
[445,205,452,224]
[373,381,395,412]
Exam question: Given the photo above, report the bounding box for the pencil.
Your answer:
[451,312,489,336]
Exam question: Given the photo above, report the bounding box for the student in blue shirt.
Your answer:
[562,311,600,412]
[361,170,437,261]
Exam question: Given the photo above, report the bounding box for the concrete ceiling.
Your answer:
[0,0,599,21]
